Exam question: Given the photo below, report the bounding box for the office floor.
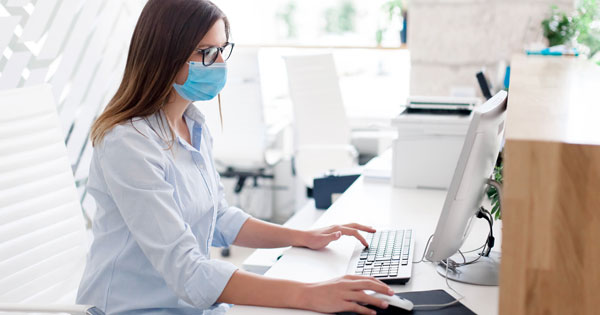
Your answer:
[210,246,255,269]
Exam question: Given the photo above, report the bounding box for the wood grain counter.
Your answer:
[500,55,600,315]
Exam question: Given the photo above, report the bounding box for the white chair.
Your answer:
[283,54,358,188]
[211,47,282,170]
[0,85,101,314]
[199,47,283,218]
[197,47,284,255]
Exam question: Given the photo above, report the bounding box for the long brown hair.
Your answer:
[90,0,229,147]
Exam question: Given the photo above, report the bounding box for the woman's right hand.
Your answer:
[298,275,394,315]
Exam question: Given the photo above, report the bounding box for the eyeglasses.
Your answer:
[196,42,234,66]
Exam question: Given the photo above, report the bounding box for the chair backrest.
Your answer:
[197,47,267,169]
[0,85,88,305]
[284,54,351,147]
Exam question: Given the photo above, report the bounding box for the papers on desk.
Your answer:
[362,150,392,183]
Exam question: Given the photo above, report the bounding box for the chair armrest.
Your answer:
[0,303,104,315]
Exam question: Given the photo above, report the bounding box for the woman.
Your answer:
[77,1,393,314]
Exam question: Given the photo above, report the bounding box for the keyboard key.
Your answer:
[353,229,412,279]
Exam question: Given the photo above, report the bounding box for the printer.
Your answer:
[405,96,480,114]
[391,96,480,189]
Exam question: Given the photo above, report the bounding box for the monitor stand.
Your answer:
[435,177,503,286]
[436,251,500,286]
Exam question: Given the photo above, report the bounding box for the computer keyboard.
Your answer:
[353,229,413,284]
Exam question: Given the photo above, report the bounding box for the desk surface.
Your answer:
[506,55,600,145]
[229,171,501,314]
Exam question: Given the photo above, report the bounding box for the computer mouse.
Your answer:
[366,291,414,311]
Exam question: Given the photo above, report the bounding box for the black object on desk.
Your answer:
[476,71,493,100]
[313,173,360,209]
[338,290,476,315]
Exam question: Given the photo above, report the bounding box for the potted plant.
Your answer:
[324,0,357,35]
[486,155,503,220]
[377,0,407,46]
[276,1,298,39]
[541,0,600,57]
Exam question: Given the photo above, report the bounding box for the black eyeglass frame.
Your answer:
[196,42,235,66]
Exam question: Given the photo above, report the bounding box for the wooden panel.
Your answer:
[500,55,600,315]
[501,140,600,314]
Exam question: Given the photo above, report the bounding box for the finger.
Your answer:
[343,275,388,286]
[342,302,377,315]
[344,223,376,233]
[323,225,340,234]
[345,291,389,310]
[339,227,369,247]
[346,279,394,296]
[325,231,342,242]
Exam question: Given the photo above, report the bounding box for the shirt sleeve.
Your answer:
[211,180,251,248]
[98,124,237,309]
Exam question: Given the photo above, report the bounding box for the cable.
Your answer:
[449,209,494,267]
[411,262,464,310]
[460,242,486,254]
[474,206,495,257]
[407,207,496,310]
[458,249,467,264]
[412,234,434,264]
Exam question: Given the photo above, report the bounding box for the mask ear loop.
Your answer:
[217,93,224,132]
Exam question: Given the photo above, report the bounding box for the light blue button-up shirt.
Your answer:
[77,105,251,314]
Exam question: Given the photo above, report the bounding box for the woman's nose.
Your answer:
[216,51,225,63]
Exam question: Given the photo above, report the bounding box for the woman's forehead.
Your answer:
[196,19,227,47]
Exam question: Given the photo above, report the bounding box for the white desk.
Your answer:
[229,167,500,314]
[242,201,324,274]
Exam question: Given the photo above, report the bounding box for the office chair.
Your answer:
[0,85,102,315]
[197,47,283,256]
[283,54,359,189]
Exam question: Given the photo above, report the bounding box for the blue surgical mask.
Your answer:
[173,61,227,101]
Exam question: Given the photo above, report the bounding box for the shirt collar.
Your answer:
[142,106,205,152]
[183,104,206,126]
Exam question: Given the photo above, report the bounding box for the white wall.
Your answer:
[408,0,576,96]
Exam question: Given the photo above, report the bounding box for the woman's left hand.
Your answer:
[299,223,376,250]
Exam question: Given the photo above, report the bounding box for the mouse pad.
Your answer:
[337,289,476,315]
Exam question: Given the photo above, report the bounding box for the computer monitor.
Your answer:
[425,90,507,286]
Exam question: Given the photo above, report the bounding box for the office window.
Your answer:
[214,0,406,48]
[212,0,410,128]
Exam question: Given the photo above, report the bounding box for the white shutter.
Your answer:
[0,85,88,306]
